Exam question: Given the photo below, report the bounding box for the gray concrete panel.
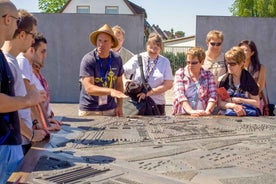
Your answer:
[196,16,276,104]
[33,13,144,102]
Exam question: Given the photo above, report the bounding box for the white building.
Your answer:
[60,0,146,15]
[163,36,195,54]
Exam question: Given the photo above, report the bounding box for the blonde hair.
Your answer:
[225,46,245,65]
[112,25,125,38]
[147,32,163,50]
[206,30,224,42]
[186,46,206,62]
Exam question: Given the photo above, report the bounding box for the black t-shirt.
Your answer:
[0,50,22,145]
[219,69,259,96]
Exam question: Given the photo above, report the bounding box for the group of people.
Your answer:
[79,25,266,118]
[173,30,265,116]
[79,24,173,116]
[0,1,61,182]
[0,0,268,182]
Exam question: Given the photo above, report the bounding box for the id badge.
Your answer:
[98,95,108,106]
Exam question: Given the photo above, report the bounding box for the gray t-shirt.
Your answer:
[202,52,226,83]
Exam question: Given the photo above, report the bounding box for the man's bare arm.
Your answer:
[0,87,46,113]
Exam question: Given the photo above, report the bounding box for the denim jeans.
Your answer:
[0,145,23,184]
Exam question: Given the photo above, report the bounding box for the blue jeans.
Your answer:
[0,145,23,184]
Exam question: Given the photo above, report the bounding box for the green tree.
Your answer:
[162,52,186,74]
[169,28,174,39]
[230,0,276,17]
[39,0,68,13]
[175,31,185,38]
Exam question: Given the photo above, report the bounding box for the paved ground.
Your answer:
[51,88,175,117]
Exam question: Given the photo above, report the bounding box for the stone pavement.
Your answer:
[51,88,175,117]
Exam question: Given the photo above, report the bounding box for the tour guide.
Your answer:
[79,24,127,117]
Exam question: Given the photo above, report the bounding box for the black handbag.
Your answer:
[124,54,151,100]
[125,75,143,101]
[124,54,160,116]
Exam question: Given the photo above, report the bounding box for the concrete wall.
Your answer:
[196,16,276,104]
[34,14,276,104]
[34,13,144,103]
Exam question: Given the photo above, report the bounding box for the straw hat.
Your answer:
[89,24,118,48]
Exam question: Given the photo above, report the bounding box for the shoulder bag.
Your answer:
[124,55,160,116]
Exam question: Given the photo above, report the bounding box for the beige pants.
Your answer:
[78,109,115,116]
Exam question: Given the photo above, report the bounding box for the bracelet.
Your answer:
[30,130,34,142]
[32,119,38,129]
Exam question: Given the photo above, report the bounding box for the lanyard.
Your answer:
[192,80,200,109]
[145,56,158,82]
[95,51,112,84]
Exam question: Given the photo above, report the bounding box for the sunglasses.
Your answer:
[187,61,199,65]
[227,62,238,66]
[2,14,21,26]
[210,42,222,46]
[25,31,36,39]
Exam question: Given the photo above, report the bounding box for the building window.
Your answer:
[77,6,90,13]
[105,6,118,14]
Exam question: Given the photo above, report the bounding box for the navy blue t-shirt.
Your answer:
[0,50,21,145]
[79,49,124,111]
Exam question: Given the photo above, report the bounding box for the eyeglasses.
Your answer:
[2,14,21,26]
[186,61,199,65]
[210,42,222,46]
[25,31,36,39]
[227,62,238,66]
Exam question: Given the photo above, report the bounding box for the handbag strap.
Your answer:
[125,74,133,90]
[137,54,151,93]
[137,54,146,84]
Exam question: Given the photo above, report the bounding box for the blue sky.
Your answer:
[11,0,233,36]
